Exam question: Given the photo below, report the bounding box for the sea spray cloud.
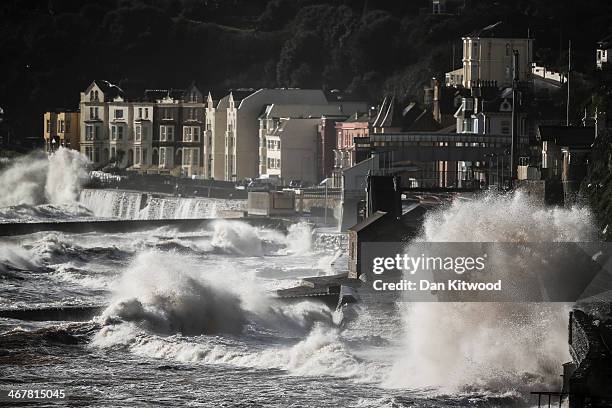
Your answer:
[0,148,89,208]
[45,148,90,205]
[384,191,595,393]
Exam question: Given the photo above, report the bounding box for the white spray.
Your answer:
[0,148,89,208]
[385,191,596,394]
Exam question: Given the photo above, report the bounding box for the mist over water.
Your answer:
[386,191,594,394]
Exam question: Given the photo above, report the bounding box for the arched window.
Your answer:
[94,90,99,100]
[90,90,94,100]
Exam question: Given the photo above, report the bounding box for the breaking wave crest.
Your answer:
[0,244,42,274]
[386,191,594,394]
[97,251,247,335]
[209,220,313,256]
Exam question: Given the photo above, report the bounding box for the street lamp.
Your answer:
[319,177,331,225]
[51,138,56,153]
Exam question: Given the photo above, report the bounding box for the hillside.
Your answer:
[1,0,612,143]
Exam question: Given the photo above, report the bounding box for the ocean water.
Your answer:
[0,149,593,407]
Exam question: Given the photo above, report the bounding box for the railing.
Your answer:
[297,186,342,199]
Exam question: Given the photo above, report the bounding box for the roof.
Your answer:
[465,21,530,39]
[259,104,349,120]
[537,126,595,148]
[373,97,432,131]
[229,88,257,104]
[436,86,470,115]
[599,33,612,49]
[343,112,370,123]
[348,211,389,233]
[92,80,124,99]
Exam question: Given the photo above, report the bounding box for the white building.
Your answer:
[597,34,612,69]
[108,97,132,167]
[225,89,335,181]
[79,80,123,165]
[448,21,533,89]
[205,92,231,180]
[258,103,366,179]
[263,118,321,185]
[131,102,154,170]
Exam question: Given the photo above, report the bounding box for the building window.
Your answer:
[46,119,51,133]
[206,121,212,131]
[144,108,149,119]
[135,147,141,165]
[85,125,94,141]
[501,120,511,135]
[115,109,124,119]
[94,147,100,163]
[183,127,192,142]
[135,125,142,142]
[160,125,174,141]
[192,149,199,165]
[138,108,143,119]
[162,108,173,120]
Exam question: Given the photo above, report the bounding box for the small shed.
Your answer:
[348,211,390,279]
[248,191,295,216]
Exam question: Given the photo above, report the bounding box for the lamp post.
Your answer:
[51,137,56,153]
[320,177,330,225]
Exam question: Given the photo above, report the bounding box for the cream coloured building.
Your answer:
[262,118,321,185]
[43,111,80,153]
[79,80,123,165]
[225,89,334,181]
[457,22,533,88]
[205,92,230,180]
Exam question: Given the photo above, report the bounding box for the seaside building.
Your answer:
[79,80,122,165]
[72,82,367,183]
[448,21,534,89]
[597,34,612,70]
[43,110,80,153]
[258,103,366,184]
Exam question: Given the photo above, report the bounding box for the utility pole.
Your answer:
[510,50,520,183]
[567,40,572,126]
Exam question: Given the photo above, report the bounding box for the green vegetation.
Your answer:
[1,0,612,144]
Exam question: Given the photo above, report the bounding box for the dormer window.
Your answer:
[90,91,95,101]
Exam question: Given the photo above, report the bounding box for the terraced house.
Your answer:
[68,81,367,182]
